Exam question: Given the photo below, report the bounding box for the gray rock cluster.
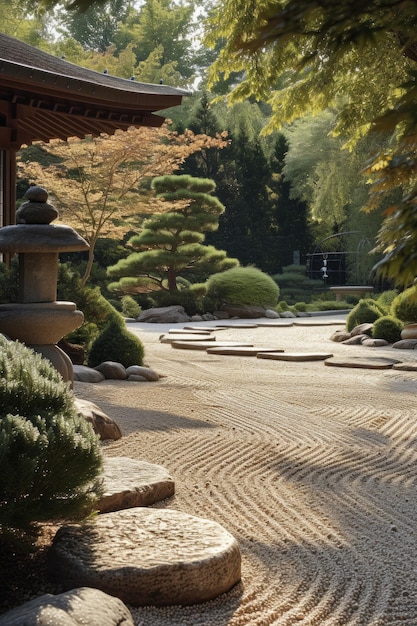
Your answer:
[330,322,417,349]
[73,361,160,383]
[134,304,298,324]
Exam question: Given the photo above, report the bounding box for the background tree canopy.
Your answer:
[206,0,417,286]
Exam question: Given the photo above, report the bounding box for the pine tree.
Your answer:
[107,174,238,294]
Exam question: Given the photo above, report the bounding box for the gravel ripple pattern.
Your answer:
[76,316,417,625]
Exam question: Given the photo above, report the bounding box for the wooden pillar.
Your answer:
[0,148,16,228]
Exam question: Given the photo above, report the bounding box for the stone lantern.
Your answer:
[0,186,88,383]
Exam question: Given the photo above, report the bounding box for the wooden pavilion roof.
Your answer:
[0,32,189,149]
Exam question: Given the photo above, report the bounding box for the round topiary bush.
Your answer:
[372,315,404,344]
[0,336,102,535]
[88,316,145,368]
[391,286,417,323]
[346,298,383,332]
[205,267,279,310]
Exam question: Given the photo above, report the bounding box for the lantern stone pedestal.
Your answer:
[0,187,89,383]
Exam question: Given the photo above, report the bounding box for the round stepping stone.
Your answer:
[171,340,253,350]
[160,334,216,343]
[206,346,284,356]
[98,457,175,513]
[325,356,402,369]
[257,351,333,361]
[47,508,241,607]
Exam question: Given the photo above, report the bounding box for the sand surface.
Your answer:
[74,316,417,625]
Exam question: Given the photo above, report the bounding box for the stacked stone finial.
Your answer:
[16,185,59,224]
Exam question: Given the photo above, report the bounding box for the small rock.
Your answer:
[73,365,105,383]
[279,310,296,318]
[342,334,369,345]
[0,587,134,626]
[351,323,374,337]
[95,361,127,380]
[330,330,351,342]
[265,309,280,319]
[392,339,417,349]
[127,375,147,381]
[361,338,389,347]
[125,365,159,381]
[74,398,122,441]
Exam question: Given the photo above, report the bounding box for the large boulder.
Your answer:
[136,305,191,323]
[220,304,266,318]
[0,587,134,626]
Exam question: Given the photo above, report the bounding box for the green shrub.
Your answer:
[307,300,353,311]
[57,263,124,352]
[294,302,307,312]
[277,301,289,312]
[376,289,399,313]
[206,267,279,310]
[346,298,383,332]
[149,288,203,315]
[0,337,102,534]
[121,295,142,319]
[391,286,417,323]
[88,317,145,368]
[372,315,404,344]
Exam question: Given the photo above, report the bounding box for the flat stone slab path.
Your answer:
[206,346,284,356]
[325,356,402,369]
[171,340,254,350]
[257,351,334,361]
[98,457,175,513]
[47,508,241,607]
[160,334,216,343]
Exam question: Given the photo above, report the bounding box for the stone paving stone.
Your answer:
[160,334,216,343]
[257,352,334,361]
[206,346,284,356]
[98,457,175,513]
[47,508,241,607]
[171,341,254,350]
[325,356,402,369]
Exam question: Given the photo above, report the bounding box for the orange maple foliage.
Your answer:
[18,123,228,285]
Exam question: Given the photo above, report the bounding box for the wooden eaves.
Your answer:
[0,31,189,226]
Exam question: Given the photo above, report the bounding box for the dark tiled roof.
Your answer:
[0,32,189,145]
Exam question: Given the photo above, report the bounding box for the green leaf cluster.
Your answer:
[0,336,102,534]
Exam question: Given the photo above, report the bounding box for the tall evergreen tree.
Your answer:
[269,134,313,272]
